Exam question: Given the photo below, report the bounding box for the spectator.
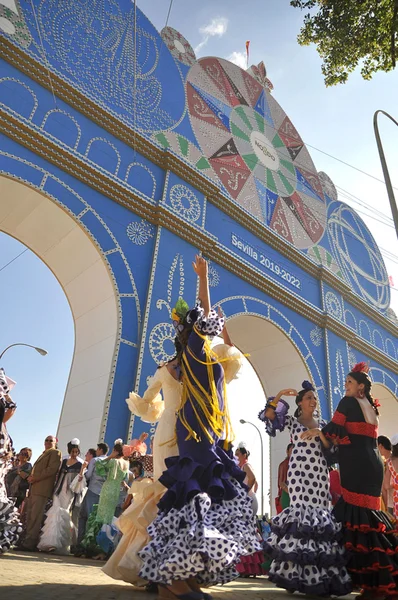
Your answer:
[80,440,129,559]
[75,442,109,554]
[383,433,398,518]
[37,442,81,554]
[276,443,294,513]
[378,435,394,513]
[235,443,259,515]
[6,447,32,509]
[378,435,392,460]
[119,460,145,513]
[20,435,62,551]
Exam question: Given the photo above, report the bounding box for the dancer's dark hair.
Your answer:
[130,459,144,477]
[113,442,124,457]
[237,446,250,458]
[348,368,378,415]
[378,435,391,451]
[68,443,80,456]
[294,381,315,418]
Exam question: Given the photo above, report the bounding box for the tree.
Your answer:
[290,1,398,85]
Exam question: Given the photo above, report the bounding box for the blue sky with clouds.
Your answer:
[1,0,397,462]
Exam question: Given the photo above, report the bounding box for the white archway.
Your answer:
[226,314,311,514]
[373,383,398,439]
[0,175,119,451]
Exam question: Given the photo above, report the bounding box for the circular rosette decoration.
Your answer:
[327,202,390,310]
[161,26,196,66]
[149,323,176,363]
[186,57,327,249]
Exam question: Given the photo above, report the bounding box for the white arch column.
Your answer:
[226,315,310,514]
[0,175,119,451]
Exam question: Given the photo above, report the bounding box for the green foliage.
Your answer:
[290,1,398,85]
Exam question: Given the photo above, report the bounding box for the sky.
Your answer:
[1,0,397,470]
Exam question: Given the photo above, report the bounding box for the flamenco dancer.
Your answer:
[138,256,260,600]
[103,305,241,587]
[319,363,398,598]
[258,382,351,596]
[0,368,22,553]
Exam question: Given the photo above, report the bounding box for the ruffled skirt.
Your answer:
[264,504,352,596]
[334,499,398,594]
[102,478,164,585]
[0,497,22,553]
[138,448,261,585]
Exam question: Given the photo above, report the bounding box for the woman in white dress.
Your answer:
[103,319,242,586]
[38,443,81,554]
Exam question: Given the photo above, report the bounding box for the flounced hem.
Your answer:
[81,505,103,555]
[139,483,261,585]
[269,571,353,597]
[37,504,73,553]
[264,539,346,568]
[0,498,22,553]
[270,504,343,541]
[334,498,398,591]
[158,445,246,512]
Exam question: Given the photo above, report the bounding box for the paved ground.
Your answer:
[0,551,356,600]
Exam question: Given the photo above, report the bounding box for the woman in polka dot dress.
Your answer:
[138,257,260,600]
[258,381,352,596]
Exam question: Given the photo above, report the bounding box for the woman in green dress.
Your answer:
[81,441,129,558]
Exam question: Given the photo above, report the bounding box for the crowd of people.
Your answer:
[0,255,398,600]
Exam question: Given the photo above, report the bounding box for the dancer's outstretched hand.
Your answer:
[192,254,208,278]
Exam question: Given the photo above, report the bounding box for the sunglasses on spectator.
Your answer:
[45,438,55,442]
[20,452,29,457]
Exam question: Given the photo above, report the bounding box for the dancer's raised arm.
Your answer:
[192,254,210,316]
[261,389,297,421]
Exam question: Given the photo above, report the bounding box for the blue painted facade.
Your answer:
[0,0,396,447]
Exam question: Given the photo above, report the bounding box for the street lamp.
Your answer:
[373,110,398,239]
[0,343,48,361]
[240,418,264,516]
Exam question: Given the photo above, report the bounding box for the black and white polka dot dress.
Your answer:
[264,415,352,596]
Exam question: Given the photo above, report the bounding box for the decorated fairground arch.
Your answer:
[0,0,397,510]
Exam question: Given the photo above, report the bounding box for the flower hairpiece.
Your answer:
[171,298,190,333]
[351,362,369,374]
[374,398,381,408]
[301,380,315,392]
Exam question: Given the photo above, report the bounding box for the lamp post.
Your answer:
[240,418,264,516]
[0,343,48,361]
[373,110,398,239]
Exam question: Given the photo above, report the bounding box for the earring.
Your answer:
[358,389,365,399]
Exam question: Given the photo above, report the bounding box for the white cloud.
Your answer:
[227,51,247,70]
[195,17,228,55]
[199,17,228,38]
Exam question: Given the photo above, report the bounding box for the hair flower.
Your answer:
[301,380,315,391]
[351,362,369,374]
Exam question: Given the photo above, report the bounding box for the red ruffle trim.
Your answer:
[344,521,387,533]
[345,542,398,555]
[342,487,381,510]
[362,584,398,594]
[350,565,398,574]
[324,432,351,445]
[332,410,346,426]
[345,422,377,438]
